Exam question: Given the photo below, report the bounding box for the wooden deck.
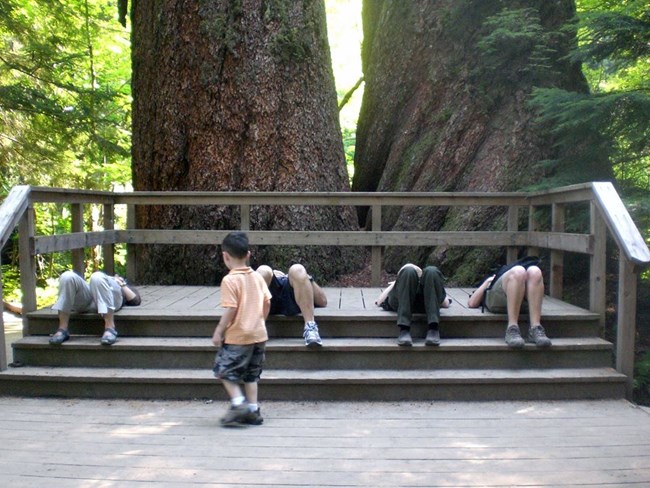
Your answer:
[26,285,597,321]
[0,396,649,487]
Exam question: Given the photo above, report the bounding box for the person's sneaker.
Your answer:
[528,325,552,348]
[397,328,413,347]
[220,403,250,427]
[49,328,70,345]
[304,321,323,348]
[243,408,264,426]
[505,325,525,348]
[425,328,440,346]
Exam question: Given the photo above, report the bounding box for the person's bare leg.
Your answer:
[57,311,71,331]
[256,265,273,286]
[525,266,544,326]
[502,266,526,326]
[501,266,527,348]
[524,266,551,346]
[288,264,316,321]
[243,381,258,405]
[288,264,324,347]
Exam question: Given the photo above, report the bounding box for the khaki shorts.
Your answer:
[484,273,527,313]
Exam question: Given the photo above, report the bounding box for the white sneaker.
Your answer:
[303,321,323,348]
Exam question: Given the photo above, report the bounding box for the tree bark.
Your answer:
[353,0,609,282]
[131,0,361,284]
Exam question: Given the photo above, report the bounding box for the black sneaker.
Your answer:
[397,329,412,347]
[220,403,250,427]
[505,325,525,349]
[243,408,264,425]
[528,325,552,348]
[425,328,440,346]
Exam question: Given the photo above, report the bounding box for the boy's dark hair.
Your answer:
[221,232,249,259]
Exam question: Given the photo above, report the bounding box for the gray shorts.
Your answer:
[213,342,266,383]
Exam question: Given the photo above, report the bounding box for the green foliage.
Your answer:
[529,0,649,190]
[0,0,132,301]
[341,127,355,182]
[476,8,559,90]
[0,0,132,191]
[635,350,650,400]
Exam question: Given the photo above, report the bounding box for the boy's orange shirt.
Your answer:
[220,267,271,345]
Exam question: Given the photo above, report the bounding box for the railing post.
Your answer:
[103,203,115,275]
[18,205,37,336]
[590,202,606,330]
[616,258,637,400]
[371,205,382,287]
[0,260,6,371]
[550,203,565,299]
[240,204,250,231]
[527,204,540,258]
[71,203,85,275]
[126,204,137,282]
[507,206,519,263]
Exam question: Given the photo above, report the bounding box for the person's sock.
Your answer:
[248,403,259,412]
[231,396,245,407]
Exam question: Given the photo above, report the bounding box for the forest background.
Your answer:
[0,0,649,400]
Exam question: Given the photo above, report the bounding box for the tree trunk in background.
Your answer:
[353,0,610,283]
[131,0,361,284]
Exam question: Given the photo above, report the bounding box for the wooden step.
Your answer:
[6,286,620,401]
[0,366,626,401]
[25,312,601,339]
[12,336,615,370]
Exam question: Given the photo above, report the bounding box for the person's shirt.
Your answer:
[220,266,271,345]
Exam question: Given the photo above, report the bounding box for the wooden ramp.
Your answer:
[0,286,626,400]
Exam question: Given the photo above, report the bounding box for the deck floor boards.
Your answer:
[27,286,598,320]
[0,396,648,487]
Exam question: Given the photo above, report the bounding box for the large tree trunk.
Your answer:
[353,0,610,282]
[131,0,361,284]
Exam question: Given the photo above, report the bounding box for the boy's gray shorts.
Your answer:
[213,342,266,383]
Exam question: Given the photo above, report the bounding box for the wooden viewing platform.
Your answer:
[1,183,649,401]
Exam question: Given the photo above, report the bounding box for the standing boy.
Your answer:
[212,232,272,427]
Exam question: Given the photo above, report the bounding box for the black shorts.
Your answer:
[269,275,301,316]
[213,342,266,383]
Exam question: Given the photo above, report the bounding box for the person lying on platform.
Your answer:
[49,270,141,346]
[255,264,328,348]
[467,257,552,348]
[375,264,451,347]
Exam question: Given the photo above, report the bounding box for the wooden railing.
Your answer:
[1,183,649,398]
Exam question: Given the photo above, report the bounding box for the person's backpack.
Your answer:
[481,256,541,312]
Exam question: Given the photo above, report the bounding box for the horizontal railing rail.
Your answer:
[1,182,648,399]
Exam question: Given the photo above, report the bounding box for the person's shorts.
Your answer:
[484,273,528,313]
[212,342,266,383]
[269,274,301,316]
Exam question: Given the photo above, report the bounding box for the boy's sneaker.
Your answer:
[220,403,250,427]
[528,325,552,348]
[397,329,413,347]
[243,408,264,425]
[505,325,525,349]
[304,321,323,348]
